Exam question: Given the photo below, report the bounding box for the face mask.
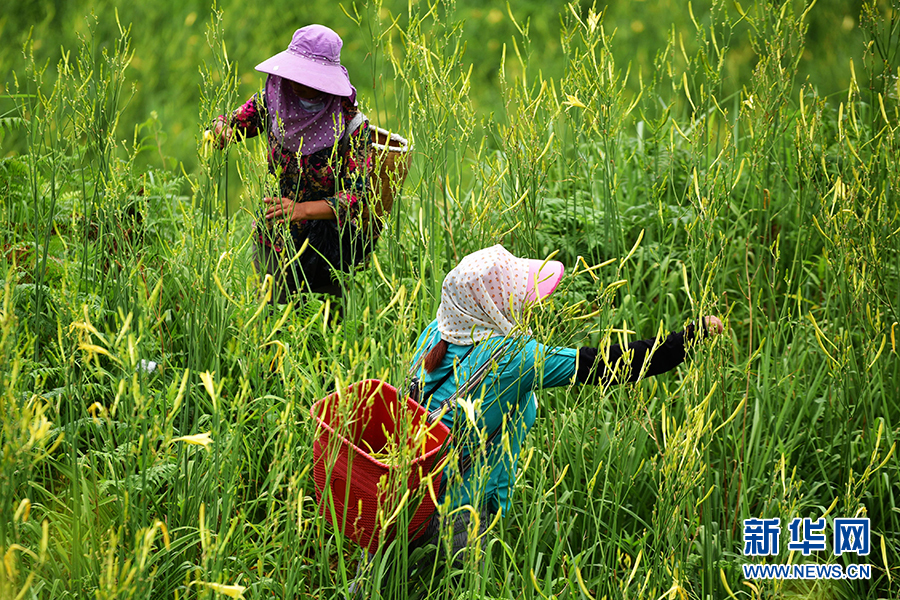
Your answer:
[297,96,326,113]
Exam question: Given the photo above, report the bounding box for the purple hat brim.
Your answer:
[255,51,353,97]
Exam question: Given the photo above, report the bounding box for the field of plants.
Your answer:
[1,0,898,598]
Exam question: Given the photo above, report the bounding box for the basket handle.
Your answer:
[371,127,409,153]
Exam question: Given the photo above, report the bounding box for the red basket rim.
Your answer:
[310,379,449,469]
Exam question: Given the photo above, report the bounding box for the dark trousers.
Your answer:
[253,234,343,305]
[349,505,495,599]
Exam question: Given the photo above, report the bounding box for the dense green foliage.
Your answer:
[0,0,874,173]
[1,0,898,599]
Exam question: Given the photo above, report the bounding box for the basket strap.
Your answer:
[408,339,514,477]
[446,345,514,476]
[427,344,512,476]
[407,340,496,421]
[407,342,473,422]
[339,110,367,155]
[406,340,429,380]
[424,346,476,421]
[440,345,505,411]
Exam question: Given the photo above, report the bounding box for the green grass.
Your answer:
[1,0,898,599]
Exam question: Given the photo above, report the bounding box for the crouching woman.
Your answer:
[396,244,723,594]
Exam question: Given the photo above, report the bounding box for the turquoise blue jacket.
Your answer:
[411,320,578,513]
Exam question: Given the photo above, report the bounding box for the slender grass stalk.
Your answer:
[0,1,898,599]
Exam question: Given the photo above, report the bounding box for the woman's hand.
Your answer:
[264,197,303,224]
[212,115,232,149]
[702,316,724,336]
[264,198,336,224]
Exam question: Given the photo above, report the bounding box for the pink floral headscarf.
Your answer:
[437,245,533,345]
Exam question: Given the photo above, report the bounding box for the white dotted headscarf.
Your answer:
[437,245,563,345]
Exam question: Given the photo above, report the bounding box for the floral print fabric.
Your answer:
[229,91,374,272]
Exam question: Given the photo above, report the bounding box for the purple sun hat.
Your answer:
[255,25,354,97]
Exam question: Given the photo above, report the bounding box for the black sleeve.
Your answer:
[576,322,702,386]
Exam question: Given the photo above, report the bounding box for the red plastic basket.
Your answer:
[311,379,450,551]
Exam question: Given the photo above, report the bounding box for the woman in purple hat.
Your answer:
[214,25,374,302]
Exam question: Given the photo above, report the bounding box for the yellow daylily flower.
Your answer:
[171,432,213,450]
[199,371,217,402]
[564,94,586,109]
[456,397,479,428]
[194,581,245,598]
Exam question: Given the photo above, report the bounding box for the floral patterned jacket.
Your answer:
[228,92,374,269]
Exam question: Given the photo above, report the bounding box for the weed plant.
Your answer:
[1,1,898,599]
